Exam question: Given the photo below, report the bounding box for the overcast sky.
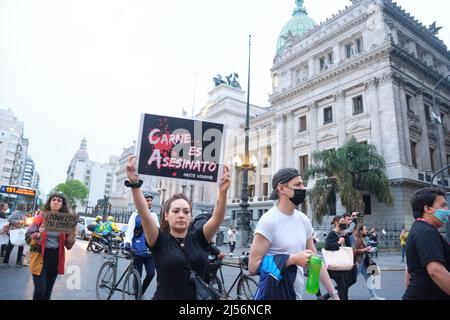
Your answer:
[1,0,450,196]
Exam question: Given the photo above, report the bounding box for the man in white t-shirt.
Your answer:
[249,168,339,300]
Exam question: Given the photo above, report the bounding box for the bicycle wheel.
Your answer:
[209,272,223,298]
[96,261,116,300]
[122,268,142,300]
[236,276,258,300]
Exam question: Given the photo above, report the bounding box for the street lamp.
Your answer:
[233,34,256,247]
[431,73,450,187]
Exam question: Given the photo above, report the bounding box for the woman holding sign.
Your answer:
[126,155,231,299]
[25,192,76,300]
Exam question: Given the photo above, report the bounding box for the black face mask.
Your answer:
[339,223,347,230]
[352,218,358,224]
[286,188,306,206]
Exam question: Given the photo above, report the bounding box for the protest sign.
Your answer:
[136,114,226,184]
[44,212,79,233]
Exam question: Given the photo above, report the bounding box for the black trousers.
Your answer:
[133,255,156,295]
[32,248,59,300]
[3,240,23,264]
[328,271,350,300]
[229,242,236,254]
[1,244,6,257]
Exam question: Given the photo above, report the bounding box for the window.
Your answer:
[324,107,333,124]
[448,154,450,175]
[328,52,334,65]
[406,94,412,112]
[6,151,15,157]
[319,57,326,71]
[263,146,271,168]
[425,104,431,122]
[4,159,13,165]
[363,195,372,215]
[327,192,337,216]
[345,44,354,59]
[353,95,364,115]
[299,155,309,176]
[430,148,435,172]
[410,141,417,168]
[248,185,255,198]
[263,183,269,197]
[299,116,307,132]
[356,38,363,53]
[3,168,11,173]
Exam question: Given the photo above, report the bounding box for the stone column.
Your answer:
[255,128,262,199]
[416,90,432,171]
[285,111,295,168]
[275,114,286,171]
[377,72,403,167]
[308,102,319,151]
[436,99,447,174]
[365,77,382,153]
[334,91,347,147]
[398,83,413,165]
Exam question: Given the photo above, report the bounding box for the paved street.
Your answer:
[0,239,407,300]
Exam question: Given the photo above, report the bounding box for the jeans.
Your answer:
[32,248,59,300]
[401,245,406,261]
[357,261,379,298]
[229,242,235,254]
[3,241,23,264]
[133,255,156,295]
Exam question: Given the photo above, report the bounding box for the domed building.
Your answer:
[197,0,450,243]
[276,0,317,53]
[66,138,118,212]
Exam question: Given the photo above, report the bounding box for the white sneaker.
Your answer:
[370,296,385,300]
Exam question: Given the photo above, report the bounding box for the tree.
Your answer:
[53,180,89,210]
[304,137,393,224]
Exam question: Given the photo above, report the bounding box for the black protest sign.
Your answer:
[136,114,225,184]
[44,212,79,233]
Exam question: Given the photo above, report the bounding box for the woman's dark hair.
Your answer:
[354,224,366,239]
[331,215,343,226]
[411,188,446,219]
[160,193,192,234]
[0,202,5,211]
[44,192,72,213]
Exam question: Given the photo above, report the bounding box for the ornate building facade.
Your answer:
[198,0,450,232]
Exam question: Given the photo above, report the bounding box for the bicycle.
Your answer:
[95,249,142,300]
[208,252,258,300]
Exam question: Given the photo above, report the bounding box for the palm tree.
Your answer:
[304,137,393,224]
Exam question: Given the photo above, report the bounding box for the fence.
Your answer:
[313,223,402,249]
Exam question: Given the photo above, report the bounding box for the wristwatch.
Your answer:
[330,289,339,297]
[124,179,144,188]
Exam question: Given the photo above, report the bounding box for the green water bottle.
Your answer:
[306,255,322,294]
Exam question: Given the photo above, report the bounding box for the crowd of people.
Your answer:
[0,158,449,301]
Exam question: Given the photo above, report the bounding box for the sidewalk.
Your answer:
[216,244,407,272]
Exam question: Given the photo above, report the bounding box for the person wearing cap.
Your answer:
[86,215,104,252]
[248,168,339,300]
[124,192,160,297]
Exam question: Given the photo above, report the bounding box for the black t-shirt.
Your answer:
[403,220,450,300]
[148,227,210,300]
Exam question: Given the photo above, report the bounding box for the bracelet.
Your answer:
[124,179,144,188]
[330,289,339,296]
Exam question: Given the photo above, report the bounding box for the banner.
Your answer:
[44,212,79,234]
[136,114,225,184]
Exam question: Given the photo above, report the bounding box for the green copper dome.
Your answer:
[277,0,317,53]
